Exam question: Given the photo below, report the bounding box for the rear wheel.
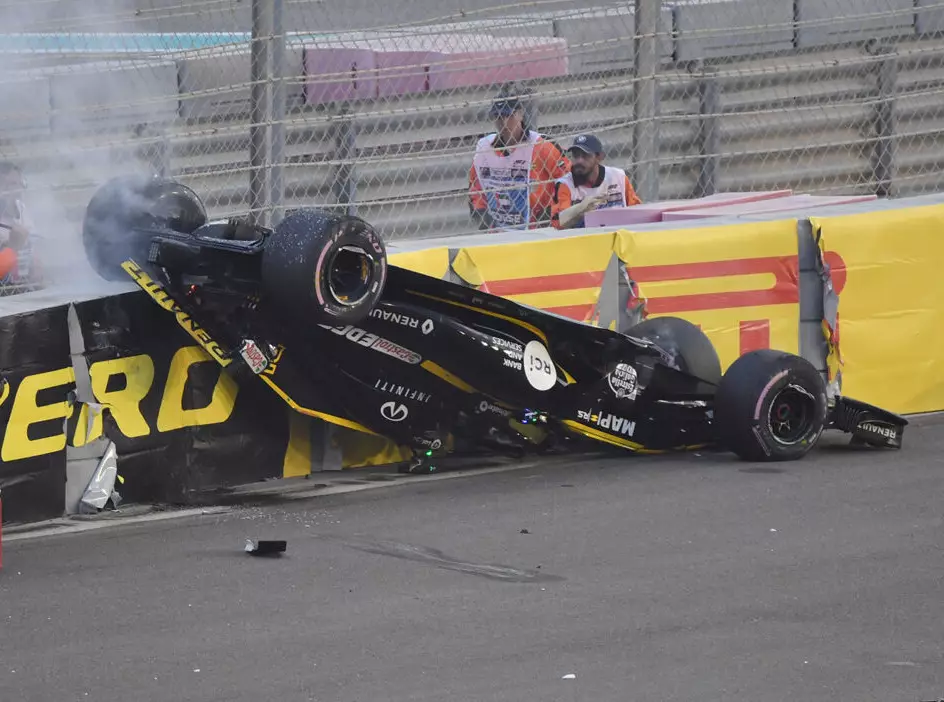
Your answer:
[628,316,722,385]
[82,174,206,281]
[260,209,387,325]
[714,349,827,461]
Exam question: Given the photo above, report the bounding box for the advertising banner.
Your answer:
[615,220,802,371]
[0,304,73,523]
[810,204,944,414]
[388,247,452,280]
[68,291,292,505]
[450,232,617,322]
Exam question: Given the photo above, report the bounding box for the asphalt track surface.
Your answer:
[2,417,944,702]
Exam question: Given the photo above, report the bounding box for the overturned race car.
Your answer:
[80,174,908,472]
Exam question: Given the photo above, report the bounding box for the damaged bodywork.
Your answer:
[76,174,908,473]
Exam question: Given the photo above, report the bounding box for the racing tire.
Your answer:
[628,316,722,385]
[714,349,828,462]
[260,209,387,325]
[82,174,207,281]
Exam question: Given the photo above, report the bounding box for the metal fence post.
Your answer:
[333,108,358,216]
[872,43,898,198]
[696,66,720,197]
[633,0,661,202]
[133,123,170,179]
[270,0,286,227]
[249,0,274,227]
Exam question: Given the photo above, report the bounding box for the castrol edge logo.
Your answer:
[317,323,422,364]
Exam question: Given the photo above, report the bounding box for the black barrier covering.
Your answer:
[69,291,290,505]
[0,304,73,524]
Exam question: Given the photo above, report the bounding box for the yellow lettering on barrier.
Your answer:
[89,355,155,438]
[1,367,76,462]
[1,344,250,462]
[71,403,101,447]
[157,346,239,432]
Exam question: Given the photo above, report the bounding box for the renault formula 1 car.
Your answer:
[80,174,907,472]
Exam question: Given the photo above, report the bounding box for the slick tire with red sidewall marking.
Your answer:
[714,349,828,462]
[261,209,387,326]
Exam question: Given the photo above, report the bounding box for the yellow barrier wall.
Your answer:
[451,232,618,323]
[811,204,944,414]
[388,247,452,280]
[448,220,802,371]
[616,220,802,371]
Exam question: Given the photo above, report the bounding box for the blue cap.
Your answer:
[569,134,604,154]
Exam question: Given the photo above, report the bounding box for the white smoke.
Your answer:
[0,0,185,296]
[0,0,570,298]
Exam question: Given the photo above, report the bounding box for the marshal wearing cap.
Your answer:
[551,133,642,229]
[568,134,604,155]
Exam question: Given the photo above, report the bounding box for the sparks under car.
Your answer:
[79,174,907,472]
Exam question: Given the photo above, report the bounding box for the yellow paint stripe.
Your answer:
[421,360,479,394]
[260,376,378,435]
[558,367,577,386]
[562,419,709,454]
[641,273,775,298]
[561,419,657,452]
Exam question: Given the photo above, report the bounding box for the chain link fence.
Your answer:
[0,0,943,294]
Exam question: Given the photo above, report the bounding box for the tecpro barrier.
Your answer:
[0,290,322,524]
[0,303,71,524]
[808,202,944,414]
[2,192,942,524]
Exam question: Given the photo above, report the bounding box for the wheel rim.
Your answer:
[766,384,816,444]
[326,245,374,307]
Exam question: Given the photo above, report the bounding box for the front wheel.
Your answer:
[261,209,387,325]
[714,349,827,461]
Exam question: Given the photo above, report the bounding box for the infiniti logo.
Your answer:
[380,401,409,422]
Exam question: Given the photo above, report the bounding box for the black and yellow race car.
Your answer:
[80,174,907,472]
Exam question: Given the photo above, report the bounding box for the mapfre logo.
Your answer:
[380,401,409,422]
